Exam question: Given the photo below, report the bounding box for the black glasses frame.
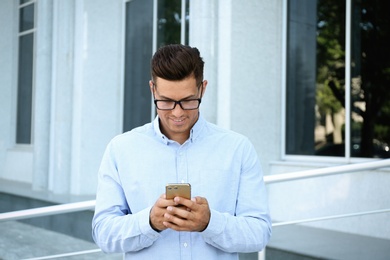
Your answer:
[152,81,204,110]
[153,98,202,110]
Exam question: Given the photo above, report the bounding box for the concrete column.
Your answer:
[190,0,233,129]
[32,0,53,191]
[0,0,17,176]
[216,0,233,129]
[69,0,124,195]
[48,0,75,194]
[190,1,220,124]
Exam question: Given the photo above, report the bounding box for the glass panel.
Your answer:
[157,0,182,47]
[20,0,32,4]
[314,0,346,156]
[19,4,34,32]
[286,0,346,156]
[350,0,390,158]
[286,1,319,155]
[123,0,153,132]
[16,33,34,144]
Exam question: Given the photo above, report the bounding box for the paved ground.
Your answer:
[0,221,259,260]
[0,221,122,260]
[2,211,389,260]
[267,224,390,260]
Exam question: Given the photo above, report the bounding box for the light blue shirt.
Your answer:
[92,115,271,259]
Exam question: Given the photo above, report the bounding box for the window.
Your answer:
[123,0,154,132]
[157,0,189,47]
[16,0,35,144]
[123,0,189,132]
[286,0,390,159]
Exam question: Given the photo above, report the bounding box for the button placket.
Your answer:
[179,232,191,259]
[176,146,188,183]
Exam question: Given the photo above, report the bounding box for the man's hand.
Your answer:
[149,194,176,232]
[162,196,211,232]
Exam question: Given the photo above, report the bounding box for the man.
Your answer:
[92,44,271,259]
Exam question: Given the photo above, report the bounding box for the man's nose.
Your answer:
[171,102,184,115]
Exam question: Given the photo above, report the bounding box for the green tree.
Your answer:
[316,0,390,158]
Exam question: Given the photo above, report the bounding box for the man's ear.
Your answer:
[201,80,208,98]
[149,80,154,94]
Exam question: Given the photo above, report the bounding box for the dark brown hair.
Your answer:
[151,44,204,85]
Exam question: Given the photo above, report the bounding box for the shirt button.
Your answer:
[183,242,188,248]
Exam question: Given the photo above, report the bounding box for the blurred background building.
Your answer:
[0,0,389,259]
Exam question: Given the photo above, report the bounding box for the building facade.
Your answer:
[0,0,389,242]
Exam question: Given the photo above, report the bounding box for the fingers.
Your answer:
[162,197,211,232]
[150,193,176,231]
[162,206,194,231]
[151,195,211,232]
[173,196,200,208]
[174,196,207,210]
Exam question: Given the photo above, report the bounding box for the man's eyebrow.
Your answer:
[155,93,197,101]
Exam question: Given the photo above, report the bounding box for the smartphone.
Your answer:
[165,183,191,200]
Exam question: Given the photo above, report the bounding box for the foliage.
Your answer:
[157,0,182,47]
[316,0,390,157]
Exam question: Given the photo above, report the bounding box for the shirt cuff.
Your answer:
[138,206,161,241]
[201,209,226,239]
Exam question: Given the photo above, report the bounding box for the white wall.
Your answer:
[0,0,33,183]
[268,162,390,240]
[33,0,54,191]
[0,0,124,196]
[190,0,219,125]
[0,0,16,151]
[191,1,283,175]
[229,1,283,173]
[48,0,124,195]
[67,0,124,195]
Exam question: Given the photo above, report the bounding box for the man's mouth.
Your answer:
[171,118,186,125]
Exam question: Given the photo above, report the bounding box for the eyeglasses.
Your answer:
[152,81,203,110]
[154,98,202,110]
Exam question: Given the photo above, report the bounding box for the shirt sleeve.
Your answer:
[92,140,160,253]
[201,139,272,253]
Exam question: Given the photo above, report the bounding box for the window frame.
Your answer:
[15,0,36,145]
[281,0,377,163]
[122,0,189,131]
[151,0,189,119]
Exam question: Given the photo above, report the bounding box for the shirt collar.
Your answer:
[190,113,205,143]
[153,116,169,145]
[153,113,206,145]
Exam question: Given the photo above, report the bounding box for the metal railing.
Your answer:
[0,200,95,222]
[22,249,102,260]
[1,158,390,259]
[265,158,390,184]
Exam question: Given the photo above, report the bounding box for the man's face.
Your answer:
[150,76,207,144]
